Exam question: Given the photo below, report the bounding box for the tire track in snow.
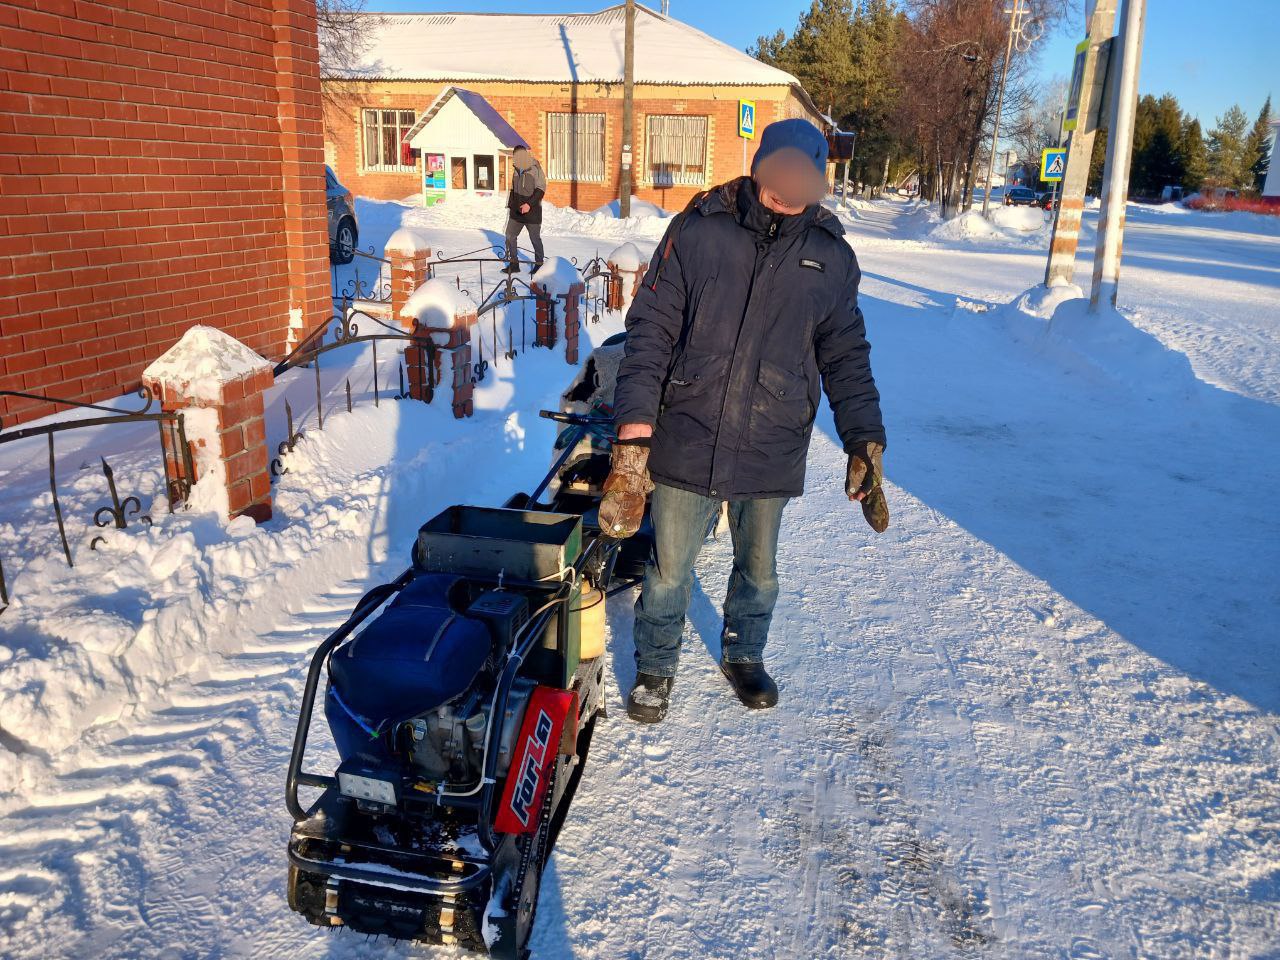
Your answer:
[0,580,368,959]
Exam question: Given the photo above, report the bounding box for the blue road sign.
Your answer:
[739,100,756,140]
[1040,148,1066,182]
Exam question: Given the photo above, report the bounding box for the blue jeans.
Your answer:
[632,482,789,678]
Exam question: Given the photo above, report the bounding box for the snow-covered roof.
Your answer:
[404,87,529,150]
[333,5,807,93]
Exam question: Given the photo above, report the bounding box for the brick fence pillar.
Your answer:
[386,228,433,330]
[531,282,559,349]
[607,242,648,313]
[402,285,477,418]
[605,267,624,311]
[143,326,274,522]
[562,281,585,365]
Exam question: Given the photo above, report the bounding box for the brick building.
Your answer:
[0,0,329,427]
[323,4,823,213]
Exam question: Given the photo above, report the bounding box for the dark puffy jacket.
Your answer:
[507,160,546,224]
[613,177,885,500]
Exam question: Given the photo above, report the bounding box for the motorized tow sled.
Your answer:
[285,340,651,959]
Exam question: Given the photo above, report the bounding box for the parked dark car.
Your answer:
[1003,186,1038,207]
[326,165,358,265]
[1035,191,1056,211]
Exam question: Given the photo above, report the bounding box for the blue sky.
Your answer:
[367,0,1274,127]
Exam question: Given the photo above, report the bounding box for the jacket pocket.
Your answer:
[663,350,724,405]
[756,360,813,419]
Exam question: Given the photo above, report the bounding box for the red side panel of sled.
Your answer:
[494,686,578,835]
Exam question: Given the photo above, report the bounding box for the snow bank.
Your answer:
[384,226,432,253]
[400,277,477,326]
[996,284,1201,399]
[608,241,644,271]
[928,207,1048,246]
[142,326,269,403]
[532,256,582,297]
[1013,281,1085,319]
[591,196,672,220]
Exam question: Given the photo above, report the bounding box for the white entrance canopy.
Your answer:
[405,86,528,156]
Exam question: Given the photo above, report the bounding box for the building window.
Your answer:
[362,109,416,172]
[474,155,494,191]
[645,115,709,187]
[546,112,606,182]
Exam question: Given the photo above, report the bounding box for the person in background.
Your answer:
[504,145,546,275]
[598,118,889,724]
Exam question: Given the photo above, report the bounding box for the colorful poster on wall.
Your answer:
[423,153,447,206]
[424,153,447,189]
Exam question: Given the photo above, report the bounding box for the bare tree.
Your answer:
[1009,75,1068,168]
[893,0,1067,216]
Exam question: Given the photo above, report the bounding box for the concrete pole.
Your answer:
[619,0,635,219]
[981,0,1021,217]
[1089,0,1146,311]
[1044,0,1118,288]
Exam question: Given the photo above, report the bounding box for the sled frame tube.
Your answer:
[288,839,491,895]
[285,570,414,821]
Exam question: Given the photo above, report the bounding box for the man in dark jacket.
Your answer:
[504,145,546,274]
[597,119,889,723]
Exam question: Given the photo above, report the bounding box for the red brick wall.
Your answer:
[0,0,329,426]
[325,81,813,214]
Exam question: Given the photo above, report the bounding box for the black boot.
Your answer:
[627,672,674,723]
[502,261,521,275]
[720,659,778,709]
[529,260,544,275]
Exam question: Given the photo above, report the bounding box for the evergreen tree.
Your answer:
[1179,117,1208,192]
[1244,95,1273,192]
[1207,104,1250,189]
[1129,94,1157,193]
[1130,94,1187,195]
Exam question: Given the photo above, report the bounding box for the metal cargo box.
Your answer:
[416,506,583,583]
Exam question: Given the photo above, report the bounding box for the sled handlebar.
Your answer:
[539,409,615,425]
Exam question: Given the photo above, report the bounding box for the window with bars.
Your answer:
[645,115,709,187]
[361,109,416,172]
[545,112,606,182]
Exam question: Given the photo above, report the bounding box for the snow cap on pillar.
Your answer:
[143,326,274,523]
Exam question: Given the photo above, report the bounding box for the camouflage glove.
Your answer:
[598,439,654,538]
[845,440,889,533]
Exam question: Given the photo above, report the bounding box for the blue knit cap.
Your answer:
[751,118,829,176]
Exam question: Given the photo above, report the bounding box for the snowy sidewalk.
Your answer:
[0,195,1277,959]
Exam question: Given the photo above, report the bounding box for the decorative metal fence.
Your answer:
[0,243,621,613]
[0,387,194,613]
[332,246,393,307]
[269,300,439,476]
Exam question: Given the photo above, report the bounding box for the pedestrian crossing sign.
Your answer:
[739,100,756,140]
[1040,148,1066,182]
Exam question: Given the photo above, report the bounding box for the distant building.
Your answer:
[322,4,823,211]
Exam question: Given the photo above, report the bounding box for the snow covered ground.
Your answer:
[1,192,1277,959]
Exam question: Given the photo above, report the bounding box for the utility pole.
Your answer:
[619,0,635,219]
[982,0,1022,217]
[1089,0,1146,311]
[1044,0,1118,288]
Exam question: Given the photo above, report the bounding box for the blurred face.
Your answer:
[753,146,826,214]
[513,148,532,171]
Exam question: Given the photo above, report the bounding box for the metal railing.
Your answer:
[0,387,194,613]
